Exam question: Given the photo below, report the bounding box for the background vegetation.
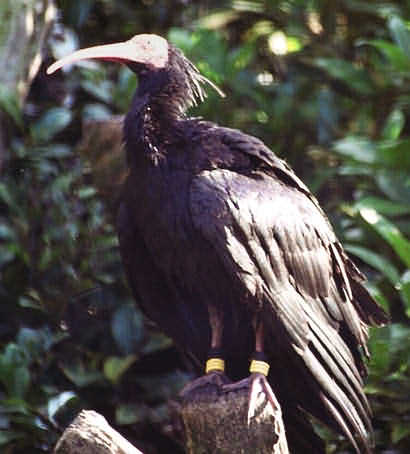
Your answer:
[1,0,409,452]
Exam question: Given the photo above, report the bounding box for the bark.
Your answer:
[0,0,57,171]
[53,410,144,454]
[179,380,289,454]
[0,0,56,103]
[54,382,289,454]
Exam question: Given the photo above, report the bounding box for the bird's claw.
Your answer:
[180,371,231,398]
[222,373,280,424]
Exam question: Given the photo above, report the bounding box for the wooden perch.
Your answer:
[53,410,143,454]
[54,379,289,454]
[178,377,289,454]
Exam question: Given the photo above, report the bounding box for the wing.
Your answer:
[189,128,387,453]
[117,200,210,363]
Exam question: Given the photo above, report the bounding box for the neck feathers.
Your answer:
[124,46,221,166]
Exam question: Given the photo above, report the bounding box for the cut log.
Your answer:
[53,410,143,454]
[179,378,289,454]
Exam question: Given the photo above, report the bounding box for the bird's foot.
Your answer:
[180,371,231,398]
[222,373,280,424]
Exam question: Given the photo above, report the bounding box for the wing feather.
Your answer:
[189,166,379,452]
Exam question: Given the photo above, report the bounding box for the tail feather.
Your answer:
[321,394,371,454]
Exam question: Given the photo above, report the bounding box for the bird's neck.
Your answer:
[124,90,185,168]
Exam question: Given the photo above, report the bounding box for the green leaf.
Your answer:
[364,281,390,313]
[49,26,79,60]
[168,28,197,51]
[368,324,410,375]
[344,244,400,285]
[31,108,72,143]
[1,397,30,414]
[16,326,57,359]
[0,344,30,398]
[388,16,410,58]
[376,170,410,205]
[361,39,410,72]
[18,296,45,312]
[382,109,405,140]
[400,270,410,317]
[141,332,173,355]
[37,144,72,159]
[77,186,97,199]
[0,86,23,127]
[81,79,113,104]
[354,196,410,216]
[196,10,240,30]
[0,430,24,445]
[392,423,410,444]
[0,224,15,241]
[0,182,15,206]
[333,136,377,163]
[0,246,16,267]
[378,138,410,169]
[227,43,256,72]
[82,103,113,121]
[111,304,144,355]
[360,208,410,267]
[231,0,265,13]
[368,330,391,374]
[103,355,136,384]
[61,361,103,387]
[115,403,147,425]
[314,58,374,94]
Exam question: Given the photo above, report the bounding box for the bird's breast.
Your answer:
[125,162,198,274]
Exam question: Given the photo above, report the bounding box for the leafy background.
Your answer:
[1,0,409,452]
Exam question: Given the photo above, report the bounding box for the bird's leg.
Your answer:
[248,320,281,420]
[223,316,281,423]
[180,304,230,397]
[205,303,225,374]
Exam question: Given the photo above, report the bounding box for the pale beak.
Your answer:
[47,41,141,74]
[47,35,169,75]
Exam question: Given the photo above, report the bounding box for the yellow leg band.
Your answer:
[250,359,270,376]
[206,358,225,373]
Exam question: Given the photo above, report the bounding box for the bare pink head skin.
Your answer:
[47,34,169,74]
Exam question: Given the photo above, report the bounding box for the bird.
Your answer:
[48,34,388,453]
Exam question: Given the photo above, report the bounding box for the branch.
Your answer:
[53,410,144,454]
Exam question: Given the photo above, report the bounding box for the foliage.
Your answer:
[0,0,409,453]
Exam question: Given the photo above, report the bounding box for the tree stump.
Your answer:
[179,378,289,454]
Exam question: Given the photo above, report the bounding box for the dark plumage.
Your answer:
[48,35,388,453]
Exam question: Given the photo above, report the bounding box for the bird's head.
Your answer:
[47,34,224,112]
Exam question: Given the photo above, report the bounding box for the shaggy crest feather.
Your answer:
[169,46,225,111]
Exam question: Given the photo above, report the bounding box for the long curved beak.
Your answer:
[47,41,140,75]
